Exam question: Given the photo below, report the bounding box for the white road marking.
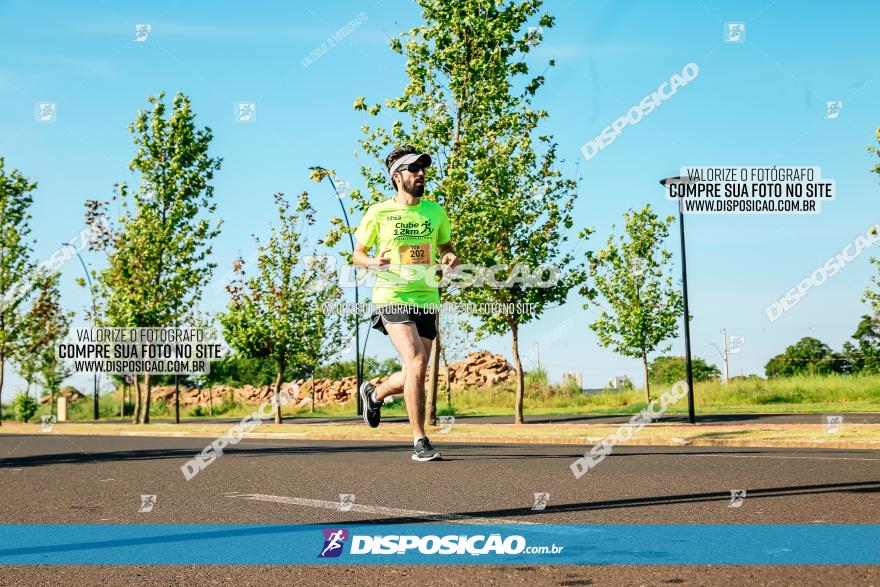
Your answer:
[686,454,880,462]
[230,493,536,525]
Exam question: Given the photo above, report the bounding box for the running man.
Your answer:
[353,145,459,461]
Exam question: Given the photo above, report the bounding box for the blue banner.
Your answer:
[0,524,876,565]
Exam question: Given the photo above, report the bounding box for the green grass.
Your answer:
[274,373,880,418]
[4,372,878,421]
[306,373,880,418]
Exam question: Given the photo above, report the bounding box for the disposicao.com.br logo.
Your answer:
[317,529,563,558]
[319,528,349,558]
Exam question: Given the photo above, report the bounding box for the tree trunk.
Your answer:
[132,375,142,424]
[273,359,285,425]
[139,373,152,424]
[0,356,4,425]
[441,347,451,408]
[425,314,441,426]
[642,352,651,404]
[511,323,525,424]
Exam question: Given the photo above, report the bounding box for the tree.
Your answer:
[764,337,848,377]
[585,205,683,403]
[12,325,39,398]
[89,92,222,423]
[218,192,346,424]
[0,159,39,424]
[32,273,73,412]
[12,391,37,422]
[14,272,73,406]
[843,315,880,374]
[346,0,587,424]
[437,314,470,407]
[649,356,720,384]
[866,128,880,313]
[205,354,289,387]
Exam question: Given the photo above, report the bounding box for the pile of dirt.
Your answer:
[39,386,85,405]
[147,350,515,409]
[149,377,362,410]
[442,350,515,387]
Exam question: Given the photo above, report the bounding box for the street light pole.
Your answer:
[710,329,730,384]
[61,243,99,421]
[721,329,729,383]
[658,178,696,424]
[309,167,363,416]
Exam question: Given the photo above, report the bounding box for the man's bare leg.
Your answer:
[380,322,433,441]
[373,369,405,399]
[374,337,433,401]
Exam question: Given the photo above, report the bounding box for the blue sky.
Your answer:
[1,0,879,399]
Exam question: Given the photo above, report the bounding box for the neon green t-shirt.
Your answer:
[354,197,452,309]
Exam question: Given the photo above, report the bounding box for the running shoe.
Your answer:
[359,381,381,428]
[412,437,441,461]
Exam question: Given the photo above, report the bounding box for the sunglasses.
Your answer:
[395,162,427,174]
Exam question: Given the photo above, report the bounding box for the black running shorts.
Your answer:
[370,305,438,340]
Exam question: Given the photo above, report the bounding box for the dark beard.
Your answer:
[403,176,424,197]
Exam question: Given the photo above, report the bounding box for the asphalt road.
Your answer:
[1,434,878,585]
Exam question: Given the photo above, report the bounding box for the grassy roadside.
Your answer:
[5,373,879,422]
[281,374,880,418]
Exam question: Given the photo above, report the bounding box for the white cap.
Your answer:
[388,152,432,177]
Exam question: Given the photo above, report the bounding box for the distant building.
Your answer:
[608,376,632,390]
[562,372,583,390]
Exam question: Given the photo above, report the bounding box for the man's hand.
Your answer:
[441,251,460,271]
[371,247,392,271]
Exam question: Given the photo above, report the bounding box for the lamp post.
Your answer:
[658,178,696,424]
[309,167,363,416]
[61,243,99,421]
[710,329,730,384]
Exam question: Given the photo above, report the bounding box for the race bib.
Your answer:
[398,244,431,265]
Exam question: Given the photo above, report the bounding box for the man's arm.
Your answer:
[354,241,391,270]
[438,241,460,269]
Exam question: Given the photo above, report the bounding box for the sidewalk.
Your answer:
[2,420,878,450]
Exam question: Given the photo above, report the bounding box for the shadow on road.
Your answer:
[338,479,880,525]
[0,443,408,468]
[0,480,877,560]
[0,436,864,469]
[0,440,812,468]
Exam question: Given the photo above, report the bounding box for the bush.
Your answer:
[13,392,38,422]
[765,337,848,377]
[215,394,241,415]
[524,367,548,387]
[649,356,721,383]
[729,374,763,382]
[560,377,582,394]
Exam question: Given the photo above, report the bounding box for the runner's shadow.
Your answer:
[0,442,408,468]
[2,438,851,468]
[333,479,880,525]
